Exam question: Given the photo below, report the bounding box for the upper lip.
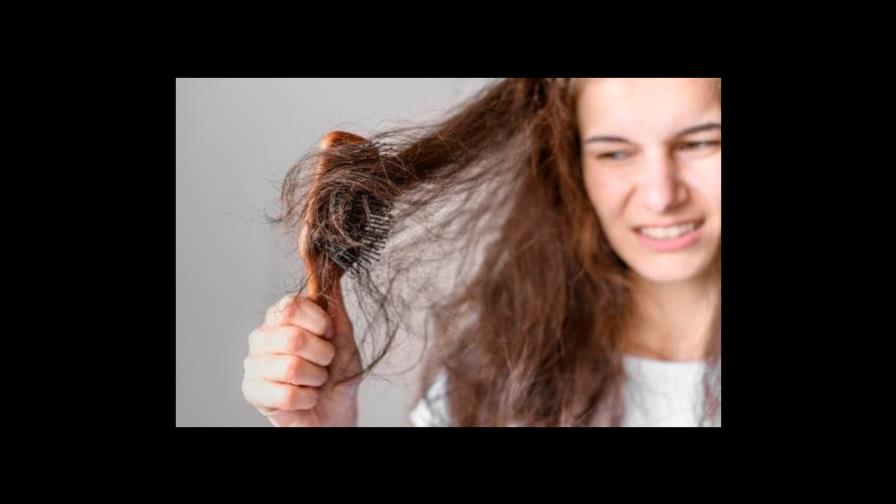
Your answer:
[634,218,704,230]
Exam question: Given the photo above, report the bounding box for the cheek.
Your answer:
[690,160,721,213]
[710,173,721,210]
[582,164,630,224]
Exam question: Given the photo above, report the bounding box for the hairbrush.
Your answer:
[299,131,393,311]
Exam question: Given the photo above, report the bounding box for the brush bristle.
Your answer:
[308,131,393,279]
[317,192,392,279]
[329,198,391,275]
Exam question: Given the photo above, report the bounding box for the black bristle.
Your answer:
[309,135,394,279]
[324,191,392,279]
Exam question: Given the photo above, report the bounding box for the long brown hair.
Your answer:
[274,78,721,426]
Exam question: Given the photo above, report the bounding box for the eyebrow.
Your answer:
[583,122,722,145]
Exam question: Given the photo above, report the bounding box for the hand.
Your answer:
[242,281,362,427]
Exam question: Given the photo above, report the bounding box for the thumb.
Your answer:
[323,278,357,352]
[325,279,351,334]
[322,278,363,387]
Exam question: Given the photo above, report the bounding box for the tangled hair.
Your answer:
[273,78,721,426]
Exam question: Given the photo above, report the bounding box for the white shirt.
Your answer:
[409,354,719,427]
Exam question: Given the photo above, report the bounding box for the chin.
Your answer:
[624,255,713,284]
[631,266,703,284]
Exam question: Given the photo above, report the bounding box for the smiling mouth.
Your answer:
[634,219,705,240]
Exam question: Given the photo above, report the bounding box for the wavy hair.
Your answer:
[273,78,721,426]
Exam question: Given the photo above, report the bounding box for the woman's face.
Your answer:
[577,78,721,284]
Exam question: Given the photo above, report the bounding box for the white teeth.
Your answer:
[639,222,697,239]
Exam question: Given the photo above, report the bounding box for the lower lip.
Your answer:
[636,223,703,252]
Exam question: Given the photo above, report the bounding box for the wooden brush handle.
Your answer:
[300,131,371,311]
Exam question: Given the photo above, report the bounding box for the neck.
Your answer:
[622,273,719,362]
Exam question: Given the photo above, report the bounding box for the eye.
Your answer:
[677,140,721,152]
[597,151,631,161]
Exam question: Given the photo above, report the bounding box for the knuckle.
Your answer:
[276,325,296,348]
[289,328,308,353]
[266,304,282,321]
[279,386,298,409]
[283,357,303,381]
[278,293,297,309]
[266,294,296,322]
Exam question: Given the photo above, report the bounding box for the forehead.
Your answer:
[576,78,720,136]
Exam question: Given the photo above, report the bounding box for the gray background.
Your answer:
[176,78,493,426]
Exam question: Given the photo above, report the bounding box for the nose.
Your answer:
[640,152,688,213]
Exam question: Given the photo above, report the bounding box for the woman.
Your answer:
[241,78,722,427]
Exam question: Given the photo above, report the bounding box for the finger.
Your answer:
[264,293,299,327]
[266,409,319,427]
[326,280,356,355]
[326,279,352,337]
[243,354,330,387]
[248,326,336,367]
[283,295,332,338]
[241,379,319,411]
